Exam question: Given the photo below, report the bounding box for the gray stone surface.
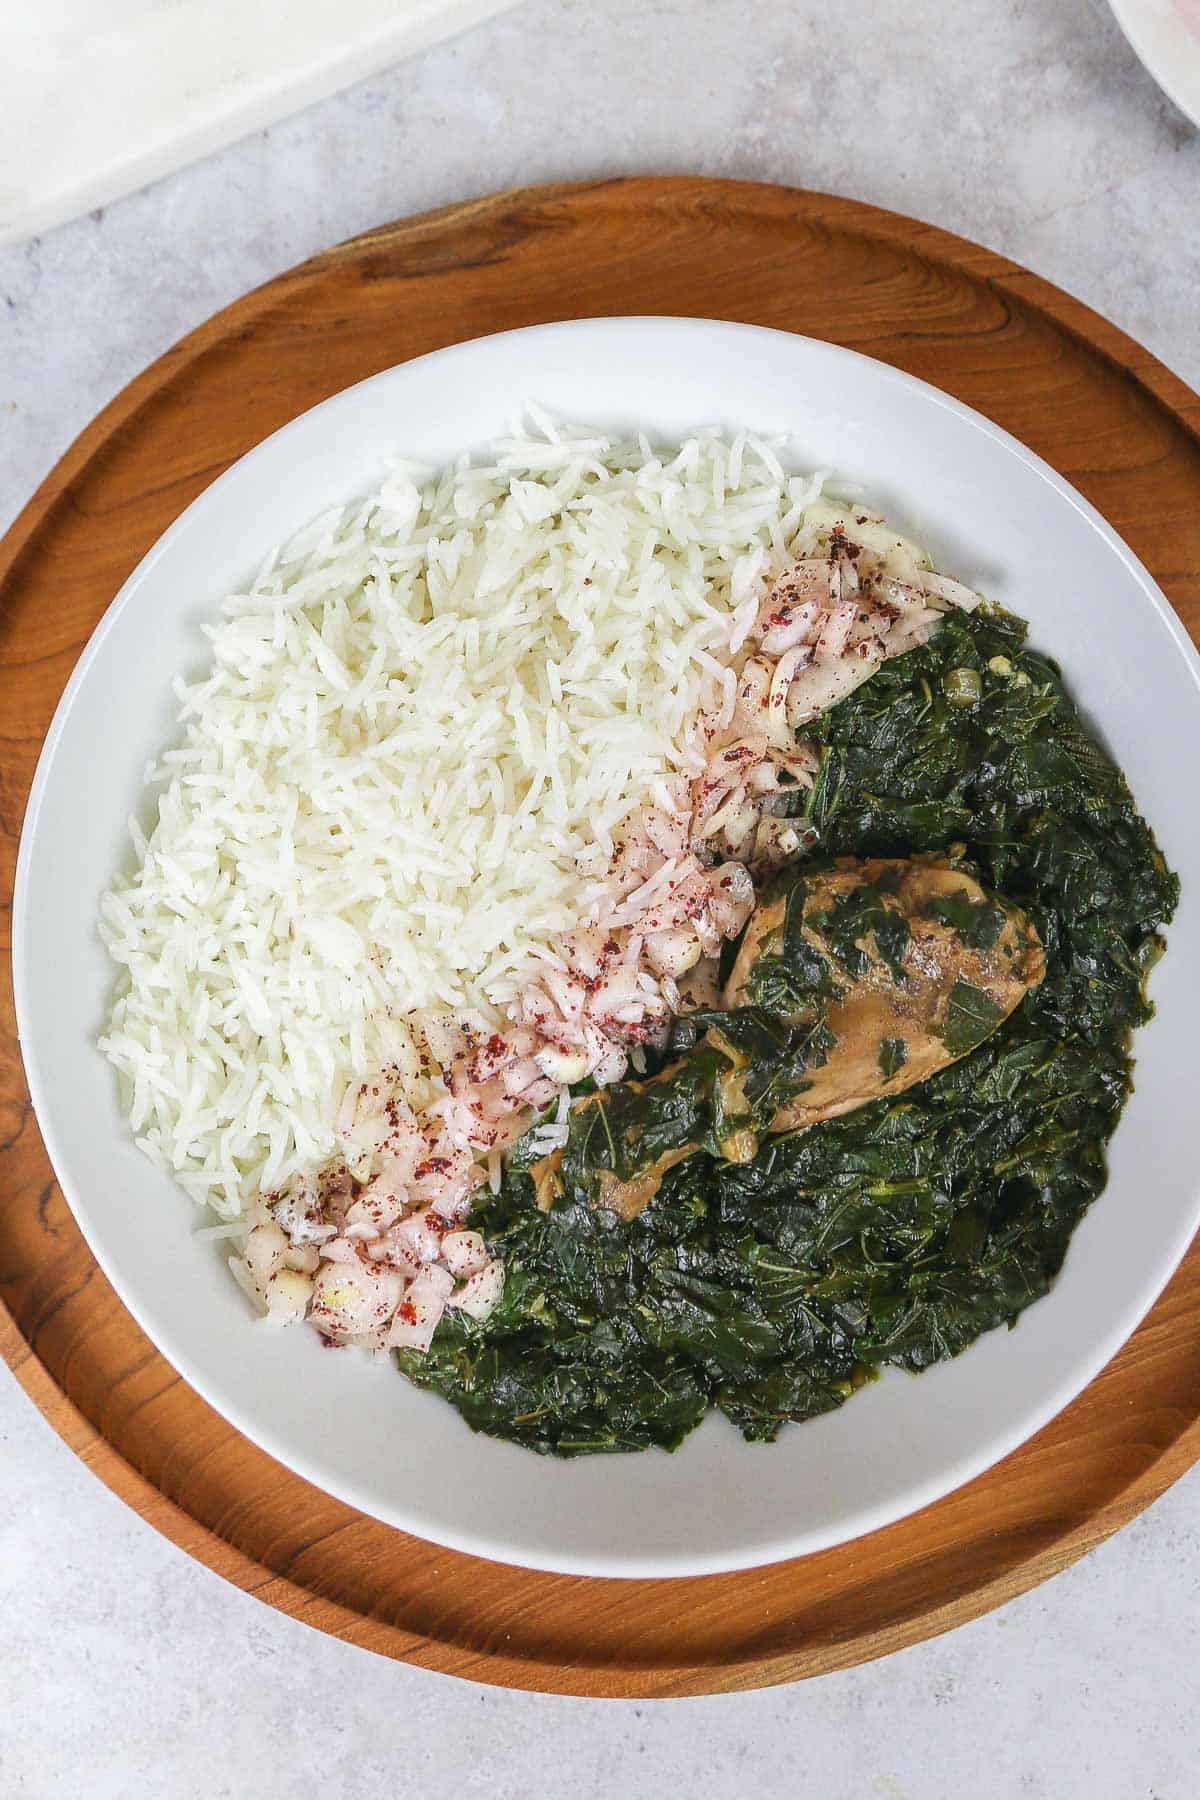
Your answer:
[2,0,1199,1792]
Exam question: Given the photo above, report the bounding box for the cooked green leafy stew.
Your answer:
[395,606,1178,1455]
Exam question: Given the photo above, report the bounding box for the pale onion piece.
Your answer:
[759,596,820,657]
[586,962,643,1013]
[482,1107,541,1152]
[707,860,756,935]
[387,1312,437,1353]
[365,1237,421,1274]
[373,1015,425,1093]
[747,760,783,794]
[886,609,942,655]
[271,1182,337,1246]
[543,968,587,1023]
[705,735,769,784]
[695,913,724,958]
[534,1042,592,1084]
[345,1188,402,1237]
[813,598,859,660]
[417,1264,455,1302]
[922,570,982,611]
[580,1020,611,1066]
[245,1222,288,1292]
[441,1230,489,1278]
[804,498,926,576]
[418,1012,472,1068]
[731,656,774,733]
[526,1004,586,1054]
[640,868,714,934]
[431,1092,481,1151]
[409,1143,478,1210]
[780,746,819,786]
[643,927,703,978]
[310,1260,404,1342]
[767,644,814,748]
[753,816,803,867]
[450,1260,506,1322]
[642,806,689,860]
[713,796,762,861]
[602,855,680,926]
[361,1149,417,1211]
[453,1034,514,1090]
[336,1075,401,1171]
[394,1209,444,1264]
[592,1040,629,1086]
[877,577,932,617]
[693,740,765,827]
[432,1188,475,1225]
[760,559,836,624]
[786,654,877,727]
[387,1273,450,1352]
[501,1055,545,1098]
[609,834,658,895]
[319,1236,361,1265]
[615,846,708,921]
[676,956,722,1012]
[698,786,752,843]
[518,1071,564,1109]
[657,770,693,813]
[263,1266,314,1325]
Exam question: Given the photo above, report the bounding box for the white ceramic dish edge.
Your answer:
[1107,0,1200,131]
[13,317,1200,1578]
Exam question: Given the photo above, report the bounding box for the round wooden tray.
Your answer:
[3,178,1200,1697]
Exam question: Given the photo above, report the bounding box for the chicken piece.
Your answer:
[724,855,1044,1131]
[533,857,1042,1219]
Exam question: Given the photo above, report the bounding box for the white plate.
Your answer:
[1108,0,1200,129]
[14,318,1200,1578]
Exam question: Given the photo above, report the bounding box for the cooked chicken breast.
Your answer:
[534,856,1043,1217]
[724,855,1044,1131]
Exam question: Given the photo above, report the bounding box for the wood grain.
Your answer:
[3,177,1200,1697]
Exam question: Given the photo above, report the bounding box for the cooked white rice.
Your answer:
[98,422,833,1215]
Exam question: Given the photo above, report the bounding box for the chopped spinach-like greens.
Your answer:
[806,866,911,984]
[936,978,1005,1057]
[925,890,1006,950]
[396,607,1178,1455]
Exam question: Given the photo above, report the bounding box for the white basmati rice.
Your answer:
[99,423,825,1216]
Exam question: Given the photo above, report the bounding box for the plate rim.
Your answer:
[1107,0,1200,131]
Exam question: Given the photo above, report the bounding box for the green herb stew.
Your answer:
[395,606,1178,1455]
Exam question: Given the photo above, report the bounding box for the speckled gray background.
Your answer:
[2,1,1199,1794]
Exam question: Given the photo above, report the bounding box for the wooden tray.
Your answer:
[3,178,1200,1698]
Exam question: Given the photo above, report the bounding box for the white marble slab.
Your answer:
[2,0,1200,1791]
[1,0,520,245]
